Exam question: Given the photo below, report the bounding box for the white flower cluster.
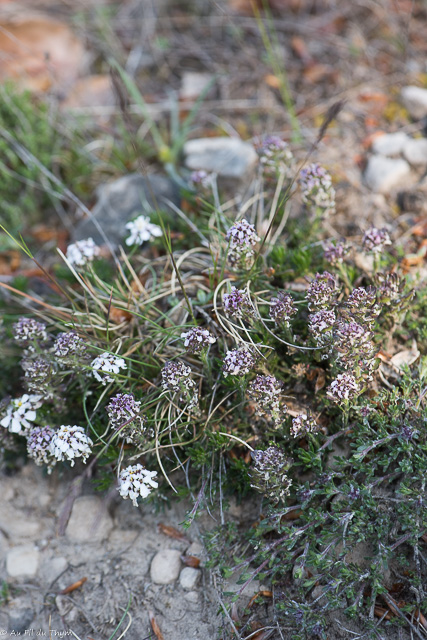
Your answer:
[0,394,43,434]
[66,238,100,268]
[118,463,158,506]
[91,352,127,385]
[125,215,162,246]
[49,425,93,466]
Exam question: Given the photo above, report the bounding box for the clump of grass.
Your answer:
[0,135,426,639]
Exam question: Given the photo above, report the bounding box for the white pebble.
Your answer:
[403,138,427,165]
[364,156,411,193]
[179,566,201,590]
[372,132,410,156]
[7,545,40,578]
[150,549,182,584]
[401,85,427,120]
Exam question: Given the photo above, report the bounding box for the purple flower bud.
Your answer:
[306,272,338,310]
[257,136,294,175]
[269,291,296,327]
[291,412,319,437]
[308,309,336,345]
[180,327,216,354]
[223,286,255,319]
[13,317,48,348]
[222,347,257,377]
[323,239,350,265]
[299,163,335,216]
[327,373,360,404]
[251,445,292,503]
[107,393,147,445]
[161,361,198,408]
[26,425,56,472]
[247,374,284,425]
[362,227,391,254]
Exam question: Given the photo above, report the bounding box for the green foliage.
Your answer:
[0,83,93,248]
[1,140,426,639]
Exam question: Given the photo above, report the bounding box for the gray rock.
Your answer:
[72,173,180,246]
[371,132,410,156]
[8,606,34,633]
[403,138,427,165]
[65,496,114,543]
[401,85,427,120]
[179,567,201,590]
[364,156,411,193]
[184,590,200,603]
[40,556,68,585]
[184,137,258,180]
[150,549,182,584]
[0,503,42,539]
[7,545,40,578]
[180,71,213,101]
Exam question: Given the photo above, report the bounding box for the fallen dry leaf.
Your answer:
[157,522,189,542]
[248,590,273,608]
[149,611,164,640]
[303,64,338,85]
[59,577,87,594]
[264,73,281,89]
[0,250,21,274]
[62,74,116,109]
[0,14,86,93]
[389,341,420,370]
[109,306,133,323]
[374,605,393,620]
[181,554,201,568]
[291,36,312,64]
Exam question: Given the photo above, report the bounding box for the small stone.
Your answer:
[371,132,410,156]
[184,137,258,181]
[180,72,213,101]
[401,85,427,120]
[186,541,204,559]
[0,503,42,539]
[150,549,182,584]
[311,585,324,601]
[40,556,68,585]
[66,495,114,543]
[8,606,34,633]
[179,567,201,590]
[72,174,180,246]
[364,156,411,193]
[184,590,200,603]
[403,138,427,165]
[7,545,40,577]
